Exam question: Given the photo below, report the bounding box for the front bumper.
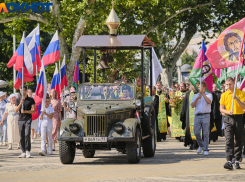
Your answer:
[58,136,135,142]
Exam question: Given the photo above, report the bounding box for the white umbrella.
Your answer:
[0,80,9,88]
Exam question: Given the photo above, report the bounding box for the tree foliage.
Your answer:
[181,50,198,67]
[1,0,245,89]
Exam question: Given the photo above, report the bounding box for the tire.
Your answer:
[143,108,156,157]
[82,149,95,158]
[126,128,141,163]
[142,105,155,135]
[59,141,75,164]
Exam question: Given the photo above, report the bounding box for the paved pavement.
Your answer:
[1,136,245,182]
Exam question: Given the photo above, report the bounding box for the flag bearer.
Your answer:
[221,77,245,170]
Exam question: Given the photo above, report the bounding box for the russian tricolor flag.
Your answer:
[28,32,41,75]
[60,55,68,89]
[42,30,60,67]
[14,69,34,89]
[7,32,34,77]
[32,62,47,120]
[26,24,41,56]
[50,63,62,99]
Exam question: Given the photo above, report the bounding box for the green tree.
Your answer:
[181,50,198,67]
[0,0,215,85]
[1,0,245,86]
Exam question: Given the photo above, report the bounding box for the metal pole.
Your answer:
[200,59,203,91]
[231,59,241,111]
[63,55,66,119]
[150,48,152,96]
[22,67,24,109]
[13,34,16,93]
[59,58,62,101]
[94,49,96,83]
[225,69,227,91]
[36,64,38,85]
[141,47,144,115]
[83,48,85,83]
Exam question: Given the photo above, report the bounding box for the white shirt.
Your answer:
[40,105,54,126]
[190,92,213,115]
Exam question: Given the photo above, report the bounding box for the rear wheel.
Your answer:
[59,141,75,164]
[143,107,156,157]
[82,149,95,158]
[126,128,141,163]
[143,105,155,135]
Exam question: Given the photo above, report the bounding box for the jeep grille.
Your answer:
[86,115,106,137]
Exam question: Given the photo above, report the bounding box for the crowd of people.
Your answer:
[152,78,245,170]
[1,76,245,170]
[0,84,77,158]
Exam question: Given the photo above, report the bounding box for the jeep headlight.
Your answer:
[68,101,75,108]
[69,123,80,134]
[114,123,125,134]
[135,99,141,106]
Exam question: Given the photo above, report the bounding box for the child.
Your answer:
[39,97,54,156]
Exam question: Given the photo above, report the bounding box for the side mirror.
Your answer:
[136,92,143,100]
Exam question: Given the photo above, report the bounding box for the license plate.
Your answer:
[83,137,107,143]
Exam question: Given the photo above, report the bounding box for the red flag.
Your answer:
[206,18,245,69]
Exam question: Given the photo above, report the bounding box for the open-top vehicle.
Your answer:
[59,83,156,164]
[58,8,156,164]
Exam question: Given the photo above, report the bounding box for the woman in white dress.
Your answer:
[0,94,20,150]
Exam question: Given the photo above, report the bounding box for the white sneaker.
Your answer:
[31,139,34,143]
[19,153,26,158]
[26,151,31,158]
[204,151,209,156]
[49,151,53,155]
[197,147,203,154]
[39,151,45,156]
[33,134,37,139]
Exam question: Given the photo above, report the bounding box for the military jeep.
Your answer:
[58,83,156,164]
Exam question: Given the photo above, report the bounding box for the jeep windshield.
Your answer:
[79,84,135,100]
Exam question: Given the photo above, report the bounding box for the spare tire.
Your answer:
[142,105,155,136]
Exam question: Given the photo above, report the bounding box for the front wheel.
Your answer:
[59,141,76,164]
[126,128,141,163]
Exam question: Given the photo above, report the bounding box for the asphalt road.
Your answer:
[1,136,245,182]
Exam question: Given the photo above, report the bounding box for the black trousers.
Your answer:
[224,115,243,161]
[18,120,32,153]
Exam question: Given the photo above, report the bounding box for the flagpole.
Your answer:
[13,33,16,93]
[61,55,66,120]
[224,68,227,91]
[231,59,241,111]
[59,59,62,101]
[21,31,25,109]
[22,67,24,108]
[36,64,38,85]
